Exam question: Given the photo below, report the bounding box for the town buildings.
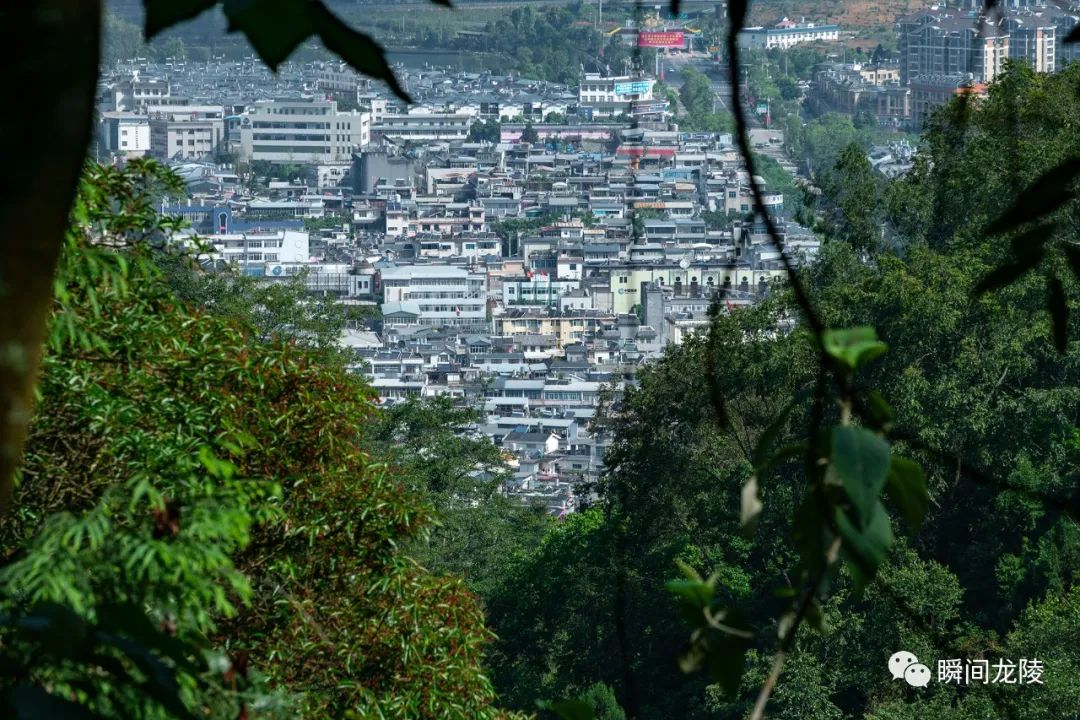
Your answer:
[739,18,842,50]
[99,55,820,513]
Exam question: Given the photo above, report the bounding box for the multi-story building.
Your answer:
[238,98,370,165]
[607,260,785,314]
[1004,13,1056,72]
[502,276,581,307]
[812,65,911,127]
[371,113,474,141]
[739,19,841,50]
[909,73,989,128]
[147,105,225,160]
[110,72,172,111]
[1048,8,1080,67]
[314,61,362,97]
[99,112,151,157]
[494,309,615,347]
[857,65,902,85]
[380,265,488,327]
[578,74,655,119]
[191,229,310,269]
[896,10,1009,84]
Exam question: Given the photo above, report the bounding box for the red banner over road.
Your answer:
[637,30,686,48]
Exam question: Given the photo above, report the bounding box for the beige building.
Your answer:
[607,262,785,315]
[239,98,370,165]
[857,65,901,85]
[494,310,614,348]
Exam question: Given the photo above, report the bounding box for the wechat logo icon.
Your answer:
[890,651,931,688]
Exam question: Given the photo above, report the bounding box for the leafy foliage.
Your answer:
[486,61,1080,720]
[1,161,521,719]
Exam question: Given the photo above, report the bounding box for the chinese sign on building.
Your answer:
[638,30,687,48]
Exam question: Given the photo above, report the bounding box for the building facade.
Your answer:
[239,99,370,165]
[739,21,841,50]
[147,105,226,160]
[578,74,656,119]
[371,113,474,141]
[380,265,488,327]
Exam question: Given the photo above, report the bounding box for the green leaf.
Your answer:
[886,455,928,533]
[836,502,893,596]
[97,633,196,720]
[307,2,412,103]
[863,389,894,431]
[223,0,314,70]
[536,698,595,720]
[830,426,890,529]
[822,327,887,371]
[986,158,1080,235]
[666,579,713,611]
[674,557,704,583]
[740,475,763,535]
[705,608,752,697]
[1047,275,1069,353]
[143,0,217,39]
[674,599,751,698]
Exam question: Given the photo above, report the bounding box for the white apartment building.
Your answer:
[380,265,488,327]
[195,229,310,267]
[147,105,226,160]
[416,235,502,260]
[99,112,151,157]
[739,21,841,50]
[110,73,172,111]
[314,62,362,95]
[238,99,371,165]
[371,113,474,141]
[578,74,656,119]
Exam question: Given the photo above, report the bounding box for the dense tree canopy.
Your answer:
[483,62,1080,720]
[0,162,524,719]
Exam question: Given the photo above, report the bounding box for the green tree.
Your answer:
[818,143,884,254]
[522,121,540,144]
[369,396,549,597]
[490,63,1080,720]
[1,161,526,719]
[468,118,502,144]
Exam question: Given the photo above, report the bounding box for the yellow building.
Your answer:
[608,263,786,314]
[494,310,615,348]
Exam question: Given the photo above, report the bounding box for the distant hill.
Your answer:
[749,0,923,29]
